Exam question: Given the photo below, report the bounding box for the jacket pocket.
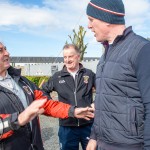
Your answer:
[130,107,138,136]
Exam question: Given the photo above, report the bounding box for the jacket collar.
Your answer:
[0,71,11,80]
[7,66,21,77]
[102,26,133,48]
[0,66,21,91]
[113,26,133,44]
[61,63,85,76]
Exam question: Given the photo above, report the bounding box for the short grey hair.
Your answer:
[63,44,81,54]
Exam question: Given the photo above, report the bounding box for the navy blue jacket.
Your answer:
[91,26,150,150]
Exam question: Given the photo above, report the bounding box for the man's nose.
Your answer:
[4,50,10,56]
[88,22,92,29]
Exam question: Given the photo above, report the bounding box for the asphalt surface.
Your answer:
[40,115,59,150]
[40,115,83,150]
[40,92,83,150]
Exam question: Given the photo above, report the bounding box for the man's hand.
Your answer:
[18,99,46,126]
[90,103,95,110]
[86,139,97,150]
[74,107,94,120]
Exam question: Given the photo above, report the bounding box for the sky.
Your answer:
[0,0,150,58]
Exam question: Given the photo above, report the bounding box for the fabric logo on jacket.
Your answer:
[59,80,65,84]
[83,75,89,84]
[23,86,32,95]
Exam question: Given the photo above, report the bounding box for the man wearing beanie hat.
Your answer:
[86,0,150,150]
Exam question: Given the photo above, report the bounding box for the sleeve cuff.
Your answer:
[68,106,76,117]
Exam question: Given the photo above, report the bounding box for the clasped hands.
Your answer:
[74,107,94,120]
[18,99,95,126]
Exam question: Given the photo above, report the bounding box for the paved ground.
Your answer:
[40,115,59,150]
[40,115,83,150]
[40,92,60,150]
[40,92,85,150]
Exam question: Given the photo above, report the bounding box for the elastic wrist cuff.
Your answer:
[8,112,20,131]
[68,106,76,117]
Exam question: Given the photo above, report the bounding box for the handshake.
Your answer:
[73,105,95,120]
[18,99,95,126]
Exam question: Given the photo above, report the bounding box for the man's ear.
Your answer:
[78,54,81,62]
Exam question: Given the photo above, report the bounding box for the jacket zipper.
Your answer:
[101,44,114,72]
[99,47,108,136]
[99,45,115,136]
[31,143,35,150]
[74,73,79,126]
[74,74,78,106]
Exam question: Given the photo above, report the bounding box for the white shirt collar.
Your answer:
[0,71,11,81]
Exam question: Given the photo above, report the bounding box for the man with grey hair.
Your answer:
[42,44,95,150]
[0,42,94,150]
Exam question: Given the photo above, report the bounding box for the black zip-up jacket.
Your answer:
[0,66,72,150]
[42,64,95,126]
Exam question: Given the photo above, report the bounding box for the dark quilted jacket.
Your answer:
[91,27,149,149]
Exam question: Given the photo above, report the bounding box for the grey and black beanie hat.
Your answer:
[86,0,125,24]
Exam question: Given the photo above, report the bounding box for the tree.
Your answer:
[66,26,88,61]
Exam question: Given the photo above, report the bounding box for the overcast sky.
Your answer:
[0,0,150,57]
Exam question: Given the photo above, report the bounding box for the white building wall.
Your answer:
[81,59,99,73]
[23,59,99,76]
